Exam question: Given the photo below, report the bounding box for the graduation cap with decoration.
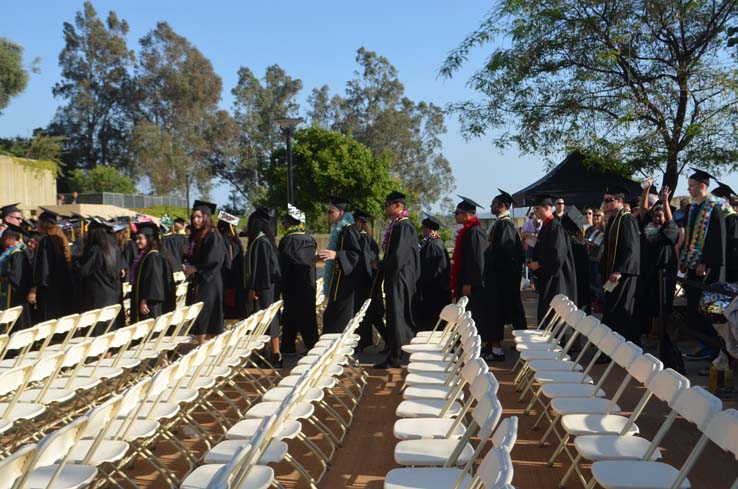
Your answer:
[1,203,21,218]
[495,189,516,207]
[135,221,160,239]
[193,200,217,216]
[561,205,586,234]
[329,196,350,211]
[218,210,240,227]
[284,204,305,224]
[456,195,482,213]
[421,212,443,231]
[87,217,114,232]
[353,209,371,223]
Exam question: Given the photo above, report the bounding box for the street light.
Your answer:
[274,117,304,205]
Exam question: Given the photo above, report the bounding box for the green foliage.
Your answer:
[51,1,135,174]
[0,37,32,114]
[0,132,64,176]
[260,127,398,232]
[67,166,137,193]
[441,0,738,192]
[132,206,189,221]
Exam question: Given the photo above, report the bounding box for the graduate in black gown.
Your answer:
[278,204,318,353]
[373,191,420,368]
[116,223,137,275]
[712,182,738,283]
[184,201,226,342]
[352,209,387,350]
[562,205,592,313]
[680,169,725,360]
[450,195,487,325]
[129,222,175,323]
[483,190,526,361]
[244,207,282,364]
[77,220,123,331]
[0,225,32,330]
[218,216,246,319]
[29,209,75,322]
[318,197,363,334]
[415,213,451,331]
[528,195,577,323]
[600,186,641,343]
[161,218,188,272]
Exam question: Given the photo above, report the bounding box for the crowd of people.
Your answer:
[0,171,735,371]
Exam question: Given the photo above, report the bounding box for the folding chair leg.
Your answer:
[539,414,561,446]
[548,433,570,466]
[559,452,589,489]
[284,452,319,489]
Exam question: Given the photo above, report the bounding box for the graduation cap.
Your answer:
[251,207,275,221]
[353,209,370,223]
[217,210,240,227]
[87,217,114,232]
[174,217,186,226]
[712,182,738,200]
[38,207,59,223]
[1,203,21,218]
[495,189,516,207]
[561,205,586,234]
[135,221,160,238]
[688,168,714,185]
[421,212,442,231]
[193,200,217,216]
[530,194,556,206]
[329,196,349,211]
[20,218,36,233]
[384,191,406,206]
[604,185,628,200]
[456,195,482,212]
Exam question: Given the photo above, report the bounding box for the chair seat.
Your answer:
[393,418,465,440]
[409,351,454,362]
[68,439,130,465]
[27,464,97,489]
[409,336,447,345]
[261,387,324,403]
[551,398,621,415]
[384,467,473,489]
[407,361,456,374]
[319,333,360,341]
[590,460,690,489]
[404,372,457,387]
[135,402,180,420]
[395,439,473,466]
[95,357,141,370]
[289,363,342,376]
[561,414,638,437]
[515,335,552,344]
[396,399,462,418]
[152,388,199,404]
[245,401,314,420]
[520,351,570,362]
[277,375,334,390]
[534,371,593,385]
[0,401,45,421]
[575,435,662,462]
[540,383,605,399]
[414,331,447,338]
[180,464,274,489]
[226,419,302,440]
[516,343,563,352]
[0,419,13,435]
[185,366,231,379]
[77,365,124,380]
[48,376,101,392]
[402,343,446,353]
[512,329,546,337]
[403,384,459,401]
[18,388,76,405]
[528,360,583,372]
[106,418,159,442]
[204,439,288,464]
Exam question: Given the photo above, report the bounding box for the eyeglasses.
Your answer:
[603,197,615,203]
[6,216,21,221]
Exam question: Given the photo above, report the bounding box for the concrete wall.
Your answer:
[0,155,56,210]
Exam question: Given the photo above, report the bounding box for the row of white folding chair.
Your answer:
[0,306,23,335]
[413,302,466,345]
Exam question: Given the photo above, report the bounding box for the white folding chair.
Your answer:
[0,444,36,489]
[0,306,24,335]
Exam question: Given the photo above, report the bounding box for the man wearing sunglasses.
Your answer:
[601,186,641,344]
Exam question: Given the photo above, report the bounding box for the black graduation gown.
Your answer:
[132,250,175,323]
[245,234,281,337]
[354,230,375,315]
[456,225,487,325]
[77,246,122,316]
[357,235,387,348]
[416,238,451,331]
[323,225,363,334]
[222,236,246,319]
[600,208,641,342]
[122,239,137,272]
[161,233,188,271]
[532,216,577,323]
[724,212,738,283]
[639,220,679,318]
[278,231,318,351]
[483,217,526,341]
[570,237,591,311]
[33,236,74,321]
[2,247,32,330]
[379,218,420,362]
[187,232,226,335]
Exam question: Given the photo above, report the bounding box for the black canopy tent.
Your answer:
[512,152,642,208]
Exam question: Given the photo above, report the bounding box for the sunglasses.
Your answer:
[555,201,565,205]
[603,197,616,203]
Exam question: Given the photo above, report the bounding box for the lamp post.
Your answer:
[275,117,304,205]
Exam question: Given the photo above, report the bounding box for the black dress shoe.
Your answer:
[484,352,506,363]
[271,352,284,368]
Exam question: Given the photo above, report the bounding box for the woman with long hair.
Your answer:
[217,218,245,319]
[244,207,282,364]
[77,221,123,330]
[130,222,175,323]
[184,201,225,343]
[28,210,74,321]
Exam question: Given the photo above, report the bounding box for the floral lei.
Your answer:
[382,210,410,251]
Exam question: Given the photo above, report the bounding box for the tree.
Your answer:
[441,0,738,192]
[221,65,303,208]
[307,85,343,129]
[0,38,37,115]
[67,166,137,193]
[260,127,397,231]
[331,48,454,208]
[0,131,64,167]
[50,2,135,174]
[131,22,232,198]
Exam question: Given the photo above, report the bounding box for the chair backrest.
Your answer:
[440,303,464,323]
[185,302,203,322]
[75,310,99,332]
[552,297,573,314]
[60,340,92,369]
[0,444,36,489]
[472,395,503,442]
[0,364,31,398]
[626,353,663,384]
[566,309,587,328]
[34,416,88,468]
[5,326,38,352]
[52,314,79,336]
[457,296,469,308]
[86,332,113,358]
[612,342,643,369]
[109,327,133,350]
[28,351,64,383]
[597,331,624,356]
[672,386,723,431]
[461,357,488,383]
[98,304,121,323]
[586,324,611,346]
[131,319,155,341]
[476,447,514,488]
[492,417,518,452]
[704,409,738,460]
[556,302,577,322]
[206,444,255,489]
[574,316,600,336]
[470,372,499,400]
[647,368,690,405]
[0,306,23,334]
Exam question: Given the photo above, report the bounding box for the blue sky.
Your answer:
[1,0,735,208]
